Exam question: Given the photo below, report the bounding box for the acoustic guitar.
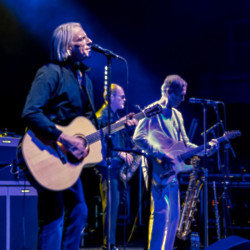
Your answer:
[22,104,162,191]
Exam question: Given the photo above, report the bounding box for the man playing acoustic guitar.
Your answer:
[21,22,95,250]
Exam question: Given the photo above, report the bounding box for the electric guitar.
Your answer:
[22,104,162,191]
[153,130,241,185]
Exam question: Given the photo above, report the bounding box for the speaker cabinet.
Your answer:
[205,235,249,249]
[0,182,38,250]
[0,136,20,165]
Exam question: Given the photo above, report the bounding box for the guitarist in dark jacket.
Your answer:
[96,83,137,250]
[21,22,96,250]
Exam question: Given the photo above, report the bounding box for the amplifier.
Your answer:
[0,181,38,250]
[0,136,21,165]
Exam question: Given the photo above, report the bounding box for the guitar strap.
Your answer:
[77,70,99,129]
[173,109,187,148]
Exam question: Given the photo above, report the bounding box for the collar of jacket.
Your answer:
[51,60,92,73]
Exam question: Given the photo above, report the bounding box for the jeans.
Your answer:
[37,179,88,250]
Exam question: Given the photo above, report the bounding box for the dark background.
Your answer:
[0,0,249,247]
[0,0,249,171]
[0,0,249,159]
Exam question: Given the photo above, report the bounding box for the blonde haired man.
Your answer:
[22,22,95,250]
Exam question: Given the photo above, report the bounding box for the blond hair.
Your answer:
[51,22,82,62]
[103,83,121,103]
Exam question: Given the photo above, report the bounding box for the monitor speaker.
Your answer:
[205,235,249,249]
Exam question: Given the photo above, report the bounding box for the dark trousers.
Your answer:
[35,178,88,250]
[99,164,127,247]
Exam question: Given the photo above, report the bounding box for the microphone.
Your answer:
[189,97,223,105]
[91,43,125,60]
[201,121,222,136]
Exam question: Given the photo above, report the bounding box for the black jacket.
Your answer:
[22,61,96,140]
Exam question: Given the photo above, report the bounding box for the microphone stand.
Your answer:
[105,55,113,250]
[201,103,209,247]
[93,46,126,250]
[214,104,234,238]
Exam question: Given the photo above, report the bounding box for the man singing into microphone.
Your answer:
[21,22,97,250]
[133,75,217,249]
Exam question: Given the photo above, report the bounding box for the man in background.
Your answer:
[133,75,217,249]
[96,83,137,250]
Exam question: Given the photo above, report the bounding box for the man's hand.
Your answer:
[207,139,218,156]
[118,152,134,165]
[58,133,89,160]
[119,113,138,127]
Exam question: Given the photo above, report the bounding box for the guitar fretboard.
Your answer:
[85,111,145,144]
[180,135,228,160]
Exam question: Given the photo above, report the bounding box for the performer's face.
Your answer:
[69,27,92,62]
[111,86,126,112]
[168,85,187,108]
